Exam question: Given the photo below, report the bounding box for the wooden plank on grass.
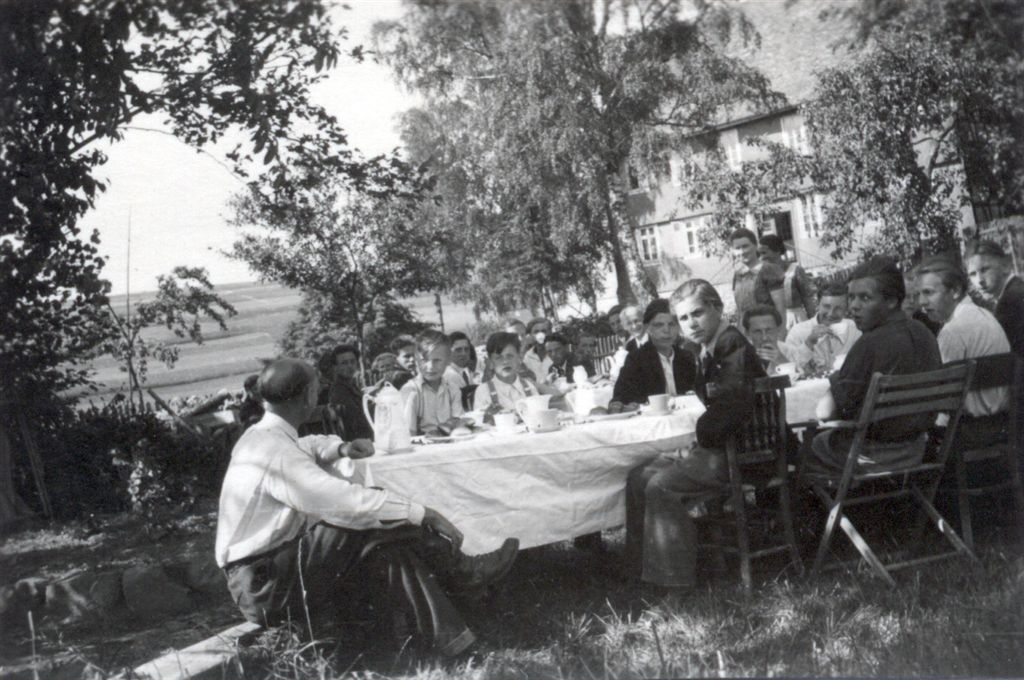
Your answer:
[131,621,262,680]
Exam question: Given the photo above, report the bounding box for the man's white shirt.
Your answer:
[215,412,423,567]
[780,317,861,372]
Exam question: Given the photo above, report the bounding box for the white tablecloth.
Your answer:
[351,380,832,554]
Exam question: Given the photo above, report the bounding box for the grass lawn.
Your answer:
[239,529,1023,679]
[2,504,1022,679]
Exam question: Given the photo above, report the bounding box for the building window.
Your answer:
[671,156,698,186]
[627,164,642,192]
[724,142,742,170]
[785,125,811,155]
[638,226,659,262]
[798,193,823,238]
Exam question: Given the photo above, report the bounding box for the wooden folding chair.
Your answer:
[944,353,1024,551]
[697,375,803,593]
[801,364,977,586]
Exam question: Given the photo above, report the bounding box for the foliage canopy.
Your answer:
[376,0,782,311]
[0,0,393,394]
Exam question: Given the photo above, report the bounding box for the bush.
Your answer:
[556,313,615,344]
[13,395,226,520]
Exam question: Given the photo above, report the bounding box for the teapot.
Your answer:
[514,394,552,425]
[363,383,412,454]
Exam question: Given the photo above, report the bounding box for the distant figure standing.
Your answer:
[758,233,817,329]
[730,228,786,324]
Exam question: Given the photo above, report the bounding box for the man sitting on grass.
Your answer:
[215,358,518,656]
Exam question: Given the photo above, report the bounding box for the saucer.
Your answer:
[643,408,672,417]
[529,424,562,433]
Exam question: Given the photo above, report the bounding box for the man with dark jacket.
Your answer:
[625,280,765,592]
[808,257,942,473]
[610,299,696,410]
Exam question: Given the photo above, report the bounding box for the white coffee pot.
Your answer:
[363,383,412,454]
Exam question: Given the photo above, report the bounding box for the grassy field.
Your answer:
[238,529,1024,679]
[2,502,1022,679]
[80,282,536,404]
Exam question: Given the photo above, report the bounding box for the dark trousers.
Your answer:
[625,448,728,588]
[224,524,474,656]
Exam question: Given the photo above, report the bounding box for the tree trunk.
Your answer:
[0,415,31,526]
[597,167,638,305]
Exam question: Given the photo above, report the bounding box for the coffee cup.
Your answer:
[647,394,670,413]
[774,362,799,380]
[493,412,518,433]
[529,408,560,432]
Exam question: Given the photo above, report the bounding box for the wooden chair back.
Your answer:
[849,363,974,477]
[730,375,791,467]
[594,335,620,358]
[707,374,802,591]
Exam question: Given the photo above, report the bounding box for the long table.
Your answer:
[346,379,831,554]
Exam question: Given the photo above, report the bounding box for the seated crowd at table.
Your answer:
[216,235,1023,656]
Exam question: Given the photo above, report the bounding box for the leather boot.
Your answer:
[450,538,519,590]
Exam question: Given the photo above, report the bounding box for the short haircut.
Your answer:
[729,227,758,246]
[917,255,969,297]
[849,255,905,305]
[243,374,259,392]
[258,358,315,404]
[642,298,672,324]
[526,317,550,334]
[414,329,450,358]
[607,304,623,320]
[670,278,724,310]
[448,330,472,346]
[505,318,526,331]
[742,304,782,330]
[486,331,521,356]
[370,352,397,370]
[389,335,417,353]
[544,332,569,347]
[331,343,360,362]
[819,280,849,298]
[966,239,1010,260]
[759,233,785,255]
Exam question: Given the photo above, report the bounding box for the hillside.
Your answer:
[82,282,523,403]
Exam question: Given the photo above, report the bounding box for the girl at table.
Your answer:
[473,332,558,416]
[400,330,467,436]
[625,279,765,592]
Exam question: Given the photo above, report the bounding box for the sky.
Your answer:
[79,0,416,296]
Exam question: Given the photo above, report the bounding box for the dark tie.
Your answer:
[463,369,471,385]
[700,352,715,380]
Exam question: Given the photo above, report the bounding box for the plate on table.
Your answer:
[584,411,638,423]
[528,423,563,434]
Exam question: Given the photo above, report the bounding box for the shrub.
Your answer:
[13,395,226,520]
